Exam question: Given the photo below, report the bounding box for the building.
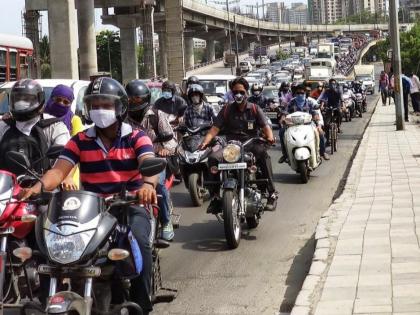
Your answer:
[400,0,420,20]
[288,3,309,24]
[265,2,287,23]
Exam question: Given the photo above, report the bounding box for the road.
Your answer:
[153,68,382,314]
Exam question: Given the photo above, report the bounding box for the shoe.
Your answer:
[265,192,278,211]
[207,197,222,214]
[322,153,330,160]
[278,155,287,164]
[338,128,342,133]
[161,222,175,241]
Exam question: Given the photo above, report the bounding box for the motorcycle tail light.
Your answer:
[13,247,32,262]
[210,166,219,174]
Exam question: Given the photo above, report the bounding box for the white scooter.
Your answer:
[284,111,322,183]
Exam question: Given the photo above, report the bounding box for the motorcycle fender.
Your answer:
[222,178,237,190]
[47,291,88,314]
[294,147,311,161]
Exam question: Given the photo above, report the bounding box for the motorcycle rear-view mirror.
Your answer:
[139,158,167,177]
[46,145,64,160]
[5,151,31,173]
[153,133,174,144]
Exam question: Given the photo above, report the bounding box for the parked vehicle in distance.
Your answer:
[239,61,253,73]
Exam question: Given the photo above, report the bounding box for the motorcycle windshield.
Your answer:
[47,191,105,225]
[184,134,204,152]
[0,172,15,215]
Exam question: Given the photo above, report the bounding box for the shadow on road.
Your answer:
[278,235,315,313]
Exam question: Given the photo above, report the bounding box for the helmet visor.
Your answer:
[128,96,149,111]
[11,94,38,111]
[84,94,119,112]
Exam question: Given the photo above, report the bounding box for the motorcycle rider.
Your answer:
[0,79,75,187]
[183,84,217,129]
[352,80,366,111]
[310,82,324,99]
[154,80,187,127]
[278,82,293,109]
[183,76,207,105]
[199,77,278,212]
[318,78,343,133]
[20,77,157,315]
[248,83,269,109]
[126,79,177,241]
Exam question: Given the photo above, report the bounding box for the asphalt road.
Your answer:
[153,85,381,313]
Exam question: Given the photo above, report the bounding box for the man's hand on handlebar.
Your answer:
[18,184,42,201]
[137,183,157,205]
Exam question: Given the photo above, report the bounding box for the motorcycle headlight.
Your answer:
[45,230,94,264]
[223,144,241,163]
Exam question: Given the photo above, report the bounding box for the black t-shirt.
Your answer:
[154,95,187,117]
[214,102,268,142]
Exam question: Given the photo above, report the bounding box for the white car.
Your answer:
[239,61,253,73]
[0,79,90,117]
[256,56,270,67]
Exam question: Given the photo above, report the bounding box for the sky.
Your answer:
[2,0,296,37]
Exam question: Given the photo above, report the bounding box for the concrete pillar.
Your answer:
[184,37,194,70]
[206,39,216,62]
[158,32,168,77]
[77,0,97,80]
[47,0,79,79]
[23,10,41,78]
[142,5,156,78]
[119,23,138,84]
[165,0,185,83]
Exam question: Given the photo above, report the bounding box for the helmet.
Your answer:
[84,77,128,121]
[251,83,263,93]
[162,81,176,94]
[187,84,204,100]
[186,76,200,88]
[10,79,45,121]
[280,82,290,90]
[125,80,151,112]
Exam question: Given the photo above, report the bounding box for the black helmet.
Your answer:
[162,81,176,94]
[187,84,204,100]
[10,79,45,121]
[250,83,263,93]
[126,80,151,111]
[280,82,290,90]
[84,77,128,121]
[186,76,200,87]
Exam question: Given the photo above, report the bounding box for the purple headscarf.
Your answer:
[44,84,75,132]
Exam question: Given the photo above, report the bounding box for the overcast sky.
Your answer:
[2,0,296,36]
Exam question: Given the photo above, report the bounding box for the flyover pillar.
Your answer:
[206,39,216,62]
[184,37,194,70]
[119,19,138,84]
[165,0,185,83]
[142,5,156,78]
[47,0,79,79]
[23,10,41,79]
[76,0,97,80]
[158,32,168,77]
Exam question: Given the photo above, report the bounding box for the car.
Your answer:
[0,79,90,117]
[256,56,270,67]
[246,72,268,85]
[255,68,272,82]
[245,57,256,66]
[244,76,262,91]
[239,61,253,73]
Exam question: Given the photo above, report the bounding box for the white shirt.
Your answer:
[410,75,420,94]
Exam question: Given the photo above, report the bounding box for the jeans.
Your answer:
[319,132,326,155]
[279,127,287,157]
[411,92,420,112]
[404,92,409,121]
[157,170,171,225]
[380,88,388,105]
[128,206,154,314]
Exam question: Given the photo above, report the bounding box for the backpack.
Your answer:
[0,117,60,176]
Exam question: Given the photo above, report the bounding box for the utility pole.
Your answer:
[226,0,234,75]
[278,13,281,55]
[289,20,292,52]
[257,3,262,64]
[234,15,240,75]
[389,0,404,130]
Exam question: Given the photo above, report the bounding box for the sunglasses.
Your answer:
[53,96,71,106]
[232,90,246,95]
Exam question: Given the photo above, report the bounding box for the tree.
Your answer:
[96,30,122,82]
[334,11,387,25]
[39,35,51,79]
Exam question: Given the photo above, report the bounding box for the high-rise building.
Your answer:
[288,3,309,24]
[265,2,287,23]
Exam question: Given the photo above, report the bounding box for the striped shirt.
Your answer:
[59,122,154,195]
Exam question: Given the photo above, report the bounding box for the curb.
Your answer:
[290,98,379,315]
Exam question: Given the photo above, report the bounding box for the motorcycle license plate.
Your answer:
[218,163,247,170]
[266,112,278,119]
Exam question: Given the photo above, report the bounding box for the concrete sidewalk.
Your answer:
[292,101,420,315]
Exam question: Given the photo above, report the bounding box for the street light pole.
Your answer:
[234,15,240,75]
[226,0,233,75]
[107,35,112,78]
[257,3,261,64]
[389,0,404,130]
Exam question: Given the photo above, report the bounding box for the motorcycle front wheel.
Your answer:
[222,190,241,249]
[188,173,203,207]
[298,160,309,184]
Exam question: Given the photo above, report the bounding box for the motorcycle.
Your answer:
[342,94,354,122]
[284,111,321,183]
[8,153,171,315]
[355,92,364,117]
[215,137,269,249]
[0,146,63,312]
[176,124,213,206]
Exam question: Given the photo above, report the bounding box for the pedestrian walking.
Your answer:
[402,73,412,122]
[379,71,389,106]
[409,72,420,115]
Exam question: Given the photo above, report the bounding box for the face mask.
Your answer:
[329,84,337,89]
[162,91,172,100]
[191,95,201,105]
[128,109,145,123]
[253,91,261,96]
[234,93,245,104]
[296,94,306,106]
[89,109,117,129]
[15,116,40,136]
[343,88,348,92]
[50,102,70,117]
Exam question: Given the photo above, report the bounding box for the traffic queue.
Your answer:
[0,35,374,315]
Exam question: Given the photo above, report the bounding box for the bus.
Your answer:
[0,33,33,83]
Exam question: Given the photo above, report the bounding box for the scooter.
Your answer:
[342,94,354,122]
[355,93,364,117]
[284,111,322,184]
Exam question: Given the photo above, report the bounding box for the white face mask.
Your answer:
[89,109,117,129]
[14,100,31,111]
[15,116,40,136]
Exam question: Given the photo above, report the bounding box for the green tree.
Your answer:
[277,50,290,60]
[96,30,122,82]
[334,11,387,25]
[39,35,51,79]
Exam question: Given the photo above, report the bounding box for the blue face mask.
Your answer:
[296,94,306,106]
[162,91,172,99]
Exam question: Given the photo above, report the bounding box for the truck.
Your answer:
[316,43,335,59]
[253,46,268,59]
[308,58,336,81]
[293,46,308,58]
[223,52,236,68]
[294,35,308,47]
[354,64,375,94]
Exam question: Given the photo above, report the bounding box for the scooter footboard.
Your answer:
[47,291,90,314]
